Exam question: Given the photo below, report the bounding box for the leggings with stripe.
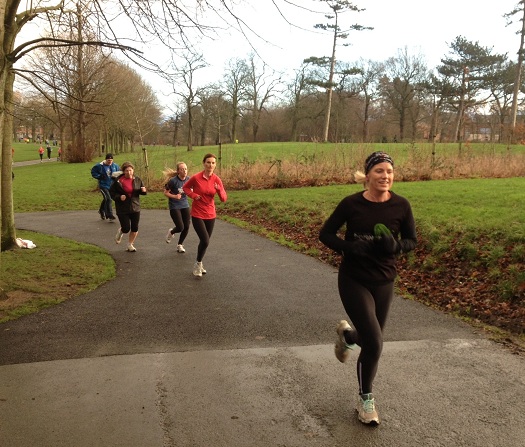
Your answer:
[191,217,215,262]
[338,274,394,395]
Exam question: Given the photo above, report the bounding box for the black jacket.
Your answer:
[109,174,146,214]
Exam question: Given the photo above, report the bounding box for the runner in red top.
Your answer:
[183,153,227,277]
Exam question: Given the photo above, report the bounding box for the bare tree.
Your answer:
[165,104,185,147]
[504,1,525,143]
[196,85,228,146]
[348,59,384,142]
[122,72,162,151]
[286,63,318,141]
[382,48,428,141]
[420,71,456,144]
[309,0,371,142]
[485,60,519,142]
[222,57,250,143]
[244,54,281,142]
[166,52,207,151]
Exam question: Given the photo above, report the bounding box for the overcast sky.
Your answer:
[198,0,520,76]
[14,0,522,112]
[143,0,518,111]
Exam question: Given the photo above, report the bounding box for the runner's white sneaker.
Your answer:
[126,244,136,252]
[200,263,206,274]
[115,228,123,244]
[335,320,355,363]
[166,229,174,243]
[356,393,380,425]
[177,244,186,253]
[193,261,203,277]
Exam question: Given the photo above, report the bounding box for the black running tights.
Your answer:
[117,211,140,233]
[191,217,215,262]
[169,207,191,245]
[337,274,394,395]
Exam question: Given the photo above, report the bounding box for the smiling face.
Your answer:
[366,162,394,193]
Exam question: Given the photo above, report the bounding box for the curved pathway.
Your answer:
[0,210,523,446]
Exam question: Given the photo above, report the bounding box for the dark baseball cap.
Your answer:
[105,153,113,160]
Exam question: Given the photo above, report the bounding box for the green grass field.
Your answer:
[11,139,525,167]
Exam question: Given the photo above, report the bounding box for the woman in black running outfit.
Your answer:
[163,162,190,253]
[319,151,417,426]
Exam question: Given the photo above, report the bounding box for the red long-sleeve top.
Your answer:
[183,171,227,219]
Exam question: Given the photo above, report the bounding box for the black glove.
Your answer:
[374,233,399,255]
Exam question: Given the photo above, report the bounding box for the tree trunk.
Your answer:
[510,5,525,143]
[322,18,338,143]
[0,66,6,260]
[362,95,370,142]
[454,67,469,143]
[187,99,193,151]
[1,70,18,251]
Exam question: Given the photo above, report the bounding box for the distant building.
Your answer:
[466,127,499,142]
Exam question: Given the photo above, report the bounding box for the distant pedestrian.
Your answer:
[163,162,190,253]
[57,147,62,161]
[38,146,44,162]
[110,162,147,252]
[319,151,417,426]
[183,153,227,277]
[46,144,52,159]
[91,154,120,221]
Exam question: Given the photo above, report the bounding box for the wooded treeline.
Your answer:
[16,36,525,157]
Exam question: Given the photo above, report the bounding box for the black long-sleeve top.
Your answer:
[319,190,417,283]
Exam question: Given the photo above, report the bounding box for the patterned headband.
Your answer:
[364,152,394,174]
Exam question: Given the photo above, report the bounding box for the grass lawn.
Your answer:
[1,230,115,322]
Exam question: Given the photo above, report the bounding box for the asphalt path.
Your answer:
[12,157,58,167]
[1,210,524,446]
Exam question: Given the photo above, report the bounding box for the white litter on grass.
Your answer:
[16,238,36,249]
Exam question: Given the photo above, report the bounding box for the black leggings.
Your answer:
[191,217,215,262]
[338,274,394,395]
[169,208,190,245]
[117,212,140,233]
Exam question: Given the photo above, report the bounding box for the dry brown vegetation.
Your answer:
[218,147,525,190]
[142,143,525,192]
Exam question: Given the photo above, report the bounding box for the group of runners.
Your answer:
[91,149,417,426]
[91,152,227,275]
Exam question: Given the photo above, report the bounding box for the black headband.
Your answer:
[365,152,394,174]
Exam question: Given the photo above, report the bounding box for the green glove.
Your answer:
[374,223,392,238]
[374,223,399,255]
